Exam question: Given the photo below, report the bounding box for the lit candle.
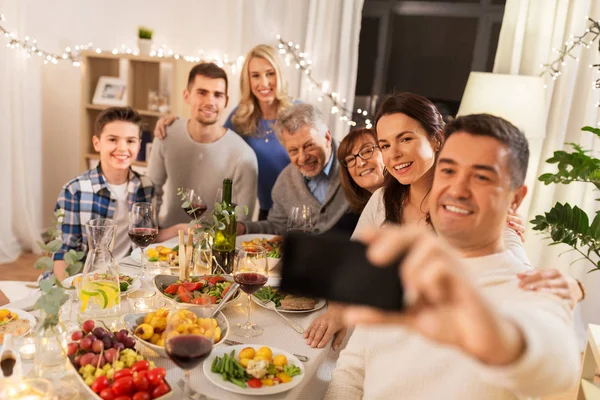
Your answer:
[19,343,35,360]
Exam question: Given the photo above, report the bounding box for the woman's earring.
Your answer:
[383,167,388,176]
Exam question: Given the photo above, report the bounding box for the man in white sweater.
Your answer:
[325,114,579,399]
[147,63,257,227]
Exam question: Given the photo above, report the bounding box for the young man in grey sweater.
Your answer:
[237,104,352,236]
[147,63,258,227]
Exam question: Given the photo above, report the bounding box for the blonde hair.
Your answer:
[231,44,292,135]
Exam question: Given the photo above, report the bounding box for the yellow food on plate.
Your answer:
[0,319,30,344]
[239,347,256,360]
[273,354,288,367]
[0,309,18,323]
[256,346,273,360]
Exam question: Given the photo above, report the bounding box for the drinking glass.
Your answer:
[232,248,268,337]
[287,205,317,233]
[165,305,215,397]
[182,189,207,221]
[128,202,158,281]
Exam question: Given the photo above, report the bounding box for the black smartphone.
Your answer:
[280,231,405,311]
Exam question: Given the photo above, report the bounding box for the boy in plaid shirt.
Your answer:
[53,107,187,280]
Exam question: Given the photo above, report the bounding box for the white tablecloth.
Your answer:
[2,259,340,400]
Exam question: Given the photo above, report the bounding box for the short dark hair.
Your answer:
[94,107,143,138]
[187,62,228,94]
[443,113,530,187]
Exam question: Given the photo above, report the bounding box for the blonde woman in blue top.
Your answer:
[154,45,294,220]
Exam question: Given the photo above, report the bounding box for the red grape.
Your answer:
[114,342,125,352]
[67,342,79,356]
[82,320,95,333]
[73,355,82,368]
[93,327,107,339]
[80,337,92,351]
[104,348,118,363]
[79,353,95,366]
[116,329,128,343]
[71,331,83,341]
[102,336,113,349]
[92,340,104,354]
[123,336,136,349]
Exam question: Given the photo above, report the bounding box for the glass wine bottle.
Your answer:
[212,178,236,274]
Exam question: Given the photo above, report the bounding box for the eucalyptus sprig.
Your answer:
[531,125,600,272]
[177,187,248,238]
[34,209,85,328]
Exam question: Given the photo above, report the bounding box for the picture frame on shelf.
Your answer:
[92,76,127,106]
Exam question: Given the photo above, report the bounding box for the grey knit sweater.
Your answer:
[243,142,349,235]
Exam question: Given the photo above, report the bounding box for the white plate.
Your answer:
[0,308,36,345]
[63,273,141,296]
[130,237,180,263]
[203,344,305,395]
[252,290,326,314]
[236,234,282,271]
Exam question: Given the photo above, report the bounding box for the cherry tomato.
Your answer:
[176,286,192,303]
[92,376,110,393]
[164,284,179,294]
[207,276,225,286]
[182,282,202,291]
[191,297,210,305]
[133,374,150,391]
[248,378,263,388]
[131,360,150,373]
[112,376,134,396]
[151,383,170,398]
[147,368,166,386]
[113,368,133,381]
[114,396,132,400]
[132,393,151,400]
[99,388,116,400]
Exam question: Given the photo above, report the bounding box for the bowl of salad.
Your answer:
[236,234,283,270]
[153,274,241,307]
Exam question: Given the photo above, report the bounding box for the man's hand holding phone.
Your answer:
[346,226,526,366]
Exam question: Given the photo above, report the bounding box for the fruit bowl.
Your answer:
[122,310,229,358]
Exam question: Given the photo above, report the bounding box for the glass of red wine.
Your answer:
[232,247,268,338]
[128,202,159,281]
[165,305,215,397]
[182,189,207,221]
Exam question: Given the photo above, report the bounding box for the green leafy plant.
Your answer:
[177,188,248,237]
[34,210,85,328]
[530,126,600,272]
[138,26,153,40]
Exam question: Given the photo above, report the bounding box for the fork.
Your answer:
[177,379,215,400]
[260,299,305,334]
[223,339,309,362]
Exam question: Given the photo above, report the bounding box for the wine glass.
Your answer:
[214,188,223,205]
[287,205,317,233]
[182,189,207,221]
[128,202,158,282]
[165,305,215,397]
[233,248,268,337]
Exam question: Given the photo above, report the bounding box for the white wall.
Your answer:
[9,0,311,228]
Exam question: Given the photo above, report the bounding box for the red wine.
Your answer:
[213,248,234,274]
[128,228,158,247]
[183,204,207,219]
[166,334,212,370]
[234,272,268,295]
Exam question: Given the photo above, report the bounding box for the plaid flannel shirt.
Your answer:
[53,165,154,261]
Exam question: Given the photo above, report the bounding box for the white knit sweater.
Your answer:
[324,239,579,399]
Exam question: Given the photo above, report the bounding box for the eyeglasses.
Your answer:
[341,144,378,168]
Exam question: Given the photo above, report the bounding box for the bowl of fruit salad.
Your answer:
[67,319,172,399]
[123,307,229,358]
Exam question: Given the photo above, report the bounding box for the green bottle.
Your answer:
[212,178,236,274]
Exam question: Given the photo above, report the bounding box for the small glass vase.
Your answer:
[33,312,69,382]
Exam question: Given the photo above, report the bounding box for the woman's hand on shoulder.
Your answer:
[154,115,178,139]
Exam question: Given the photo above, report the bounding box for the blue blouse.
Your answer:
[224,107,290,211]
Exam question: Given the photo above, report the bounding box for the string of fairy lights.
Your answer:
[0,12,370,128]
[539,16,600,100]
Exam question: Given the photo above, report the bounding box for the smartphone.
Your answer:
[280,231,405,311]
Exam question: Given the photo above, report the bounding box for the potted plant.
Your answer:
[138,26,154,55]
[530,126,600,272]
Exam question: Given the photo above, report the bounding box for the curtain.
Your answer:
[300,0,365,141]
[494,0,600,345]
[0,0,43,263]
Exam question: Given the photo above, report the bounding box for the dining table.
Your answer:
[0,251,344,400]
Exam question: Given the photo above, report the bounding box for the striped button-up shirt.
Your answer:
[53,165,154,260]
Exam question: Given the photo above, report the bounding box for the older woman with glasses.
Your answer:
[337,128,385,213]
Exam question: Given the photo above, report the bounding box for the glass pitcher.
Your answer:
[193,231,213,276]
[78,218,120,321]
